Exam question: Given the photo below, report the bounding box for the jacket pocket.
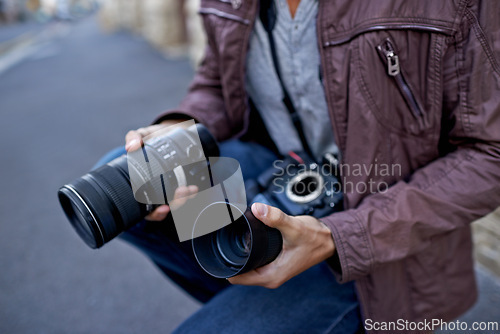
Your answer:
[376,37,423,119]
[346,28,444,136]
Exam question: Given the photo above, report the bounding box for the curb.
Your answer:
[0,30,37,57]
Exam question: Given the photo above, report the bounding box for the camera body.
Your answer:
[247,151,343,219]
[193,151,343,278]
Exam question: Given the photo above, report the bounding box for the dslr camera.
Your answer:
[58,123,343,278]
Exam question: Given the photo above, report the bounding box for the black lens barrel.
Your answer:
[58,155,146,248]
[192,204,283,278]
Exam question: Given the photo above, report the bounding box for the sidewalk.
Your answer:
[0,21,44,42]
[0,16,200,334]
[0,21,43,53]
[0,20,71,75]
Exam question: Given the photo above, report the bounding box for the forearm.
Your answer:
[322,142,500,283]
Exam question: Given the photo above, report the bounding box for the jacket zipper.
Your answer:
[376,38,422,118]
[323,24,453,47]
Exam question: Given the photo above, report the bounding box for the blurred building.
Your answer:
[0,0,22,23]
[38,0,96,19]
[0,0,96,23]
[98,0,205,65]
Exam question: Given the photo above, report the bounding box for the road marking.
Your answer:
[0,39,40,76]
[0,23,70,76]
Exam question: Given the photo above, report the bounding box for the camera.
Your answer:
[247,151,343,217]
[58,123,219,249]
[58,123,342,279]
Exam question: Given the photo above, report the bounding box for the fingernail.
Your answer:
[177,187,188,195]
[126,139,139,150]
[157,206,170,213]
[253,203,268,217]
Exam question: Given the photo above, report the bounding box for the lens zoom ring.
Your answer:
[142,147,175,179]
[264,227,283,265]
[129,148,176,191]
[90,168,141,229]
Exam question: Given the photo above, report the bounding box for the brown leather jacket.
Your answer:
[156,0,500,331]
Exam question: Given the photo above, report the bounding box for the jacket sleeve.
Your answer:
[152,20,234,141]
[322,2,500,283]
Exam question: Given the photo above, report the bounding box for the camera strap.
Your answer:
[259,0,314,159]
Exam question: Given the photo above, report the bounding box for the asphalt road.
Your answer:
[0,17,199,334]
[0,15,499,334]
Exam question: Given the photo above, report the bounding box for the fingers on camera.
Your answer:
[145,205,171,221]
[169,186,199,210]
[125,130,144,152]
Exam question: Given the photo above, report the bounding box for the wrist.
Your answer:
[319,220,336,259]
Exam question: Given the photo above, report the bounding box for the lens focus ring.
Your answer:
[89,165,141,230]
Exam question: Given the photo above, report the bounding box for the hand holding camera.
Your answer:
[58,121,342,283]
[228,202,335,289]
[124,119,194,221]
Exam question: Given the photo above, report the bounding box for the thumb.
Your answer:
[251,203,291,230]
[125,129,143,152]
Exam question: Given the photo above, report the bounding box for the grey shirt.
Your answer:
[245,0,338,161]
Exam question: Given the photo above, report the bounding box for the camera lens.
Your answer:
[215,218,251,267]
[58,124,219,249]
[192,202,282,278]
[235,229,251,255]
[70,201,91,236]
[59,190,99,248]
[58,156,143,248]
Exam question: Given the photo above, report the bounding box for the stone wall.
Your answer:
[473,208,500,277]
[0,0,21,23]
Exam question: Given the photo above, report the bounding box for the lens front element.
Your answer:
[192,202,282,278]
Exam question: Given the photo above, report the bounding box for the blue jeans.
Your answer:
[95,140,361,333]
